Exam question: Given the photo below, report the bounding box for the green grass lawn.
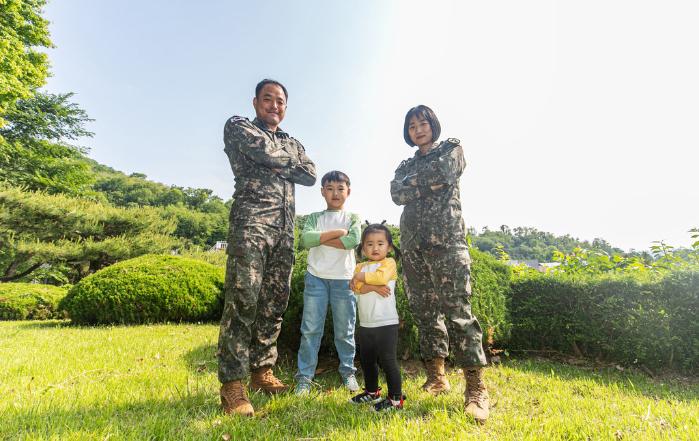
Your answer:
[1,321,697,440]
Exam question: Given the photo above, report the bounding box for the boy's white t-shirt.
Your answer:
[353,258,400,328]
[300,210,361,280]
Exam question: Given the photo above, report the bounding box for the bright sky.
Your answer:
[44,0,698,252]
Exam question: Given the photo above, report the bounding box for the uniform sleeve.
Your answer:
[351,263,364,292]
[223,117,295,169]
[364,258,397,285]
[390,160,421,206]
[300,212,322,249]
[416,145,465,187]
[339,212,362,250]
[275,138,317,186]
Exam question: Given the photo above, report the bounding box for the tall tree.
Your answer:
[0,0,52,126]
[0,92,97,196]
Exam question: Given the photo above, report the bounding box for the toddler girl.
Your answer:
[349,222,405,411]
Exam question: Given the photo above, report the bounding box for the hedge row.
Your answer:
[280,248,511,359]
[0,283,68,320]
[509,271,699,373]
[60,254,224,324]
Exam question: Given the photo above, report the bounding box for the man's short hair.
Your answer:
[255,79,288,100]
[321,170,351,187]
[403,105,441,147]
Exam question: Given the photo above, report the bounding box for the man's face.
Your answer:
[253,84,287,130]
[321,180,350,210]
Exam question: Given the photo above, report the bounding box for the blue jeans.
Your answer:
[295,272,357,382]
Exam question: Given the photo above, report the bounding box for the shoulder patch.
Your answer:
[229,115,248,124]
[446,137,460,145]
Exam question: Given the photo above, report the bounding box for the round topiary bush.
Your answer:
[60,254,224,325]
[0,283,68,320]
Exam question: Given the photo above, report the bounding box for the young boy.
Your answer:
[294,170,362,395]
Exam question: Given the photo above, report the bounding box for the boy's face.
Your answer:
[321,180,350,210]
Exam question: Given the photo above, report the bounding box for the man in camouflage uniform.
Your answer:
[390,105,489,423]
[218,79,316,417]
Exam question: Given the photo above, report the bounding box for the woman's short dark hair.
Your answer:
[321,170,351,187]
[403,105,441,147]
[255,79,288,100]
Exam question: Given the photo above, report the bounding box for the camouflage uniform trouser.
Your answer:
[401,246,487,368]
[217,222,294,383]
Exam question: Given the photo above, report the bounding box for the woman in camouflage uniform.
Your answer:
[390,105,490,423]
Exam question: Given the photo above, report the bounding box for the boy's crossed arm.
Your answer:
[319,229,348,249]
[299,213,361,250]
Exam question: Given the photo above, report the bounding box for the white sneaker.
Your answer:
[294,382,312,396]
[342,374,360,392]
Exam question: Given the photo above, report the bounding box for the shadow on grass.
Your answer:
[502,356,699,402]
[181,342,346,380]
[2,384,468,440]
[183,343,218,376]
[3,319,71,329]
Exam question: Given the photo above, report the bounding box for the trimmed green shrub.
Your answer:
[509,271,699,373]
[279,249,308,353]
[0,283,68,320]
[470,248,512,346]
[659,270,699,372]
[280,246,512,360]
[61,254,224,324]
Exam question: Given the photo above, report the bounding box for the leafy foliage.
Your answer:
[471,225,625,261]
[0,0,52,125]
[61,254,224,324]
[0,92,93,143]
[0,186,178,283]
[470,248,512,345]
[277,223,511,359]
[0,282,67,319]
[0,91,97,196]
[92,164,230,247]
[509,271,699,373]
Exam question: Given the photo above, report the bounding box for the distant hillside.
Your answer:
[469,225,633,262]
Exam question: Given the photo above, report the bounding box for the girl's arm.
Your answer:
[357,284,391,298]
[362,259,397,286]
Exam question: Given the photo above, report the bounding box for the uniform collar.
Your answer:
[252,117,289,138]
[414,141,438,158]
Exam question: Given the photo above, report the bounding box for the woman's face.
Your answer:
[408,115,433,148]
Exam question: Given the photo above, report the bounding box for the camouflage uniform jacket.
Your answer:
[223,116,317,230]
[390,139,467,251]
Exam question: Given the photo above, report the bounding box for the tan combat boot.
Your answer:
[422,357,451,395]
[464,367,490,423]
[249,366,288,394]
[220,380,254,417]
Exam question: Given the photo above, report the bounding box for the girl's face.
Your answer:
[408,115,433,148]
[362,231,391,261]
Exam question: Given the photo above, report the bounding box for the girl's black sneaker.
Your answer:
[349,388,382,404]
[373,395,405,411]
